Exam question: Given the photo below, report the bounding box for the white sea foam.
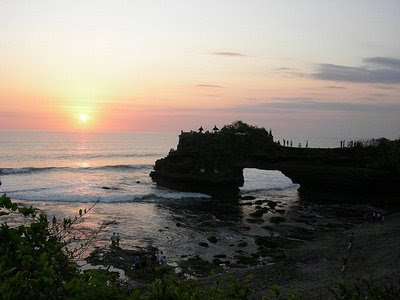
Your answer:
[240,168,294,192]
[0,164,153,175]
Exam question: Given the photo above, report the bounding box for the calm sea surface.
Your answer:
[0,131,327,260]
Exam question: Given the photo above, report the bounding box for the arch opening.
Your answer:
[240,168,295,193]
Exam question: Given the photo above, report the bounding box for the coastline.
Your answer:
[3,193,399,298]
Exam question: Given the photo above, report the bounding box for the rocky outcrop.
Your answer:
[150,125,400,202]
[150,151,243,198]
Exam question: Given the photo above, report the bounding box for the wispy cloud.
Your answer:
[374,85,396,90]
[210,52,246,57]
[369,93,386,97]
[196,84,224,88]
[325,85,346,89]
[274,67,307,78]
[312,57,400,84]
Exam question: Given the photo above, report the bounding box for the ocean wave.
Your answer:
[0,164,153,175]
[51,152,162,160]
[6,190,211,203]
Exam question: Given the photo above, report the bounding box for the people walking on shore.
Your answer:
[116,233,121,247]
[111,232,116,246]
[341,257,348,276]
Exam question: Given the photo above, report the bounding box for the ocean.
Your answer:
[0,131,303,260]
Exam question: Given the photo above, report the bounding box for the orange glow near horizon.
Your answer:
[0,1,399,138]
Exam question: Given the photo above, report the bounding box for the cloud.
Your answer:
[274,67,307,78]
[196,84,224,88]
[274,67,293,71]
[228,99,400,113]
[210,52,246,57]
[325,86,346,89]
[364,57,400,70]
[369,93,386,97]
[374,85,396,90]
[312,57,400,84]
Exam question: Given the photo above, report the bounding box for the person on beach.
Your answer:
[116,233,120,247]
[155,251,164,265]
[347,241,352,253]
[111,232,116,246]
[341,257,348,276]
[161,255,168,266]
[381,214,385,224]
[133,256,141,269]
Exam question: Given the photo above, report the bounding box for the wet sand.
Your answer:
[227,209,400,299]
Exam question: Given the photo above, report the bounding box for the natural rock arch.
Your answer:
[150,122,400,203]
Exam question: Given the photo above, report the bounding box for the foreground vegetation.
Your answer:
[1,193,399,299]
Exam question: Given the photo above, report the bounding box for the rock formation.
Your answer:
[150,122,400,203]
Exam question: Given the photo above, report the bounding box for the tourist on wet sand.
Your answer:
[116,233,120,247]
[381,214,385,224]
[111,232,116,246]
[155,251,161,265]
[347,241,352,253]
[341,257,348,276]
[161,255,168,266]
[133,255,141,269]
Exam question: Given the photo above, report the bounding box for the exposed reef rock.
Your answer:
[150,121,400,203]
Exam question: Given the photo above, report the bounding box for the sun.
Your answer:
[79,114,89,123]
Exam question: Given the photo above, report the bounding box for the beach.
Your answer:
[229,204,400,298]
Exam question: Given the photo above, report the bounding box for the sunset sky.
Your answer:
[1,1,399,138]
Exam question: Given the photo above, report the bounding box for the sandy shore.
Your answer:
[230,209,400,299]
